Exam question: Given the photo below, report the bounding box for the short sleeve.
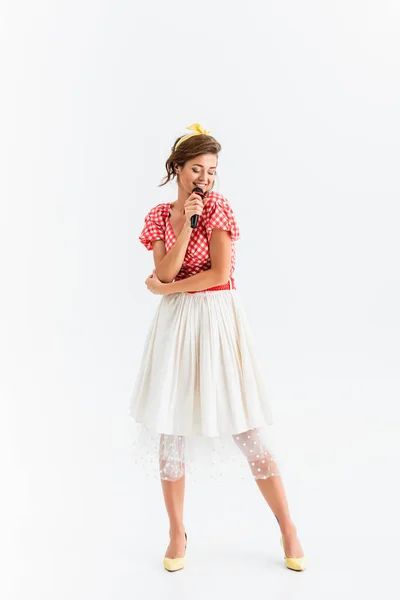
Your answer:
[205,198,240,242]
[139,205,166,250]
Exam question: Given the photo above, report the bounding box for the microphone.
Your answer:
[190,186,205,228]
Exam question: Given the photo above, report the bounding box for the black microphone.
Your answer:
[190,186,205,228]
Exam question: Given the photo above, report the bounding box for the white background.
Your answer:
[1,0,400,598]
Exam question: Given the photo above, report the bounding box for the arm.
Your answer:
[152,222,192,283]
[152,193,205,283]
[163,229,232,294]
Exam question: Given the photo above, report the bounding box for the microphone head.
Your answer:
[192,186,205,198]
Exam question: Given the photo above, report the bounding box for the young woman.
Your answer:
[129,123,306,572]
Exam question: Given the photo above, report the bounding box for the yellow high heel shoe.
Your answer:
[280,536,307,571]
[163,532,187,572]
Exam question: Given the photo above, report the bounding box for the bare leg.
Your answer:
[233,428,304,558]
[255,476,304,558]
[159,434,187,559]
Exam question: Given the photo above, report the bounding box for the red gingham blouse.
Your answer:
[139,191,240,281]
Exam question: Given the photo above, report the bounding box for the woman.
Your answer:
[129,123,306,572]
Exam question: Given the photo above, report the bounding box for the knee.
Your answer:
[232,428,261,458]
[159,457,185,481]
[249,454,280,480]
[232,428,280,479]
[159,434,185,481]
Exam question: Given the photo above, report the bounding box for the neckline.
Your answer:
[165,203,182,240]
[165,198,211,239]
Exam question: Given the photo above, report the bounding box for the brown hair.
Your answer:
[158,133,222,188]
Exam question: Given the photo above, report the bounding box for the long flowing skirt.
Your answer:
[128,289,283,484]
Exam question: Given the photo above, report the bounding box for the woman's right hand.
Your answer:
[184,192,204,227]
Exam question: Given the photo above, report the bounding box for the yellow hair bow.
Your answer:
[175,122,212,150]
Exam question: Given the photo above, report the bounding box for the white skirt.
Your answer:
[128,288,282,484]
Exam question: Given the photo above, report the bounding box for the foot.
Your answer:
[165,530,187,559]
[281,526,304,559]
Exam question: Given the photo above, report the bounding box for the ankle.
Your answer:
[169,524,185,537]
[278,519,297,536]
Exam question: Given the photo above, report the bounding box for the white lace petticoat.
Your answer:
[128,289,282,484]
[128,420,282,484]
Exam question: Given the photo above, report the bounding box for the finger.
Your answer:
[187,201,204,210]
[186,197,203,207]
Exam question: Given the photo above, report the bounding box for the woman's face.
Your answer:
[174,153,217,197]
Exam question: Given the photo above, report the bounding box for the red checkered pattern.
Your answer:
[139,192,240,281]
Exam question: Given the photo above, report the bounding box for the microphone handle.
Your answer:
[190,187,205,229]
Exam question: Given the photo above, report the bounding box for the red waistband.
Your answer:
[187,278,236,294]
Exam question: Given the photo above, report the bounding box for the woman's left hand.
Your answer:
[145,269,168,295]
